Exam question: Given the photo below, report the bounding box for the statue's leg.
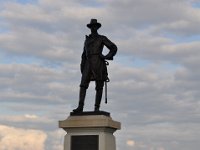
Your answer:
[94,81,104,111]
[73,87,87,113]
[73,74,90,113]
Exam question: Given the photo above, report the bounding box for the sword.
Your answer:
[105,60,110,104]
[105,81,107,104]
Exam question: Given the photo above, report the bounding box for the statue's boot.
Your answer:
[73,87,86,113]
[94,89,103,111]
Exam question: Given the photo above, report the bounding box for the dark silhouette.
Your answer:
[73,19,117,113]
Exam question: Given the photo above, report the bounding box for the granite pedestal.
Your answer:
[59,111,121,150]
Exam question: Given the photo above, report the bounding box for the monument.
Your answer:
[59,19,121,150]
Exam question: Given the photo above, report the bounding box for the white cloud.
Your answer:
[126,140,135,147]
[24,114,38,119]
[46,129,65,150]
[0,125,47,150]
[0,114,53,124]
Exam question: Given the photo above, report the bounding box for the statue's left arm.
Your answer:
[101,36,117,60]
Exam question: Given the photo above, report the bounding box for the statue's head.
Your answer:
[87,19,101,30]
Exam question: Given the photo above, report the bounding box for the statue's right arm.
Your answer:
[80,47,86,74]
[80,36,88,73]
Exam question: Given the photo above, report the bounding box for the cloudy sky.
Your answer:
[0,0,200,150]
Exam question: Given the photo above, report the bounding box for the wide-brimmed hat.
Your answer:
[87,19,101,29]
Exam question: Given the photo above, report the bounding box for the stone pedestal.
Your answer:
[59,111,121,150]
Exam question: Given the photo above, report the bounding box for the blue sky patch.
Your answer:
[0,54,41,65]
[192,1,200,8]
[16,0,37,4]
[117,56,150,68]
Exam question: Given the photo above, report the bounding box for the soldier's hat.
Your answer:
[87,19,101,29]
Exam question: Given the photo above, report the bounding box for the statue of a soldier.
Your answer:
[73,19,117,113]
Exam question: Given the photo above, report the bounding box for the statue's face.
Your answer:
[90,25,99,32]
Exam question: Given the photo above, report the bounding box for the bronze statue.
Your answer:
[73,19,117,113]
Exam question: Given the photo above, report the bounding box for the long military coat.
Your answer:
[81,33,117,82]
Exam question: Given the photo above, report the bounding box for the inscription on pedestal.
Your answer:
[71,135,99,150]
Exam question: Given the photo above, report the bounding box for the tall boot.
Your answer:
[94,89,103,111]
[73,87,86,113]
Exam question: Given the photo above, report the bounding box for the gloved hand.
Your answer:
[100,54,113,60]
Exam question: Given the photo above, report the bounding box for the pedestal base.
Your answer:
[59,112,121,150]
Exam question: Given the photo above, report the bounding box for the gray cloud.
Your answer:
[0,64,79,105]
[104,0,200,35]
